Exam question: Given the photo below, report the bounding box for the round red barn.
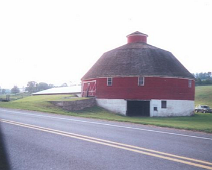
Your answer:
[81,31,195,117]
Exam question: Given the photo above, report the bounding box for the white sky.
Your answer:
[0,0,212,89]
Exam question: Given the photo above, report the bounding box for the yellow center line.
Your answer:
[1,119,212,170]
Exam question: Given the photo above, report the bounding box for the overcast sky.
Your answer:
[0,0,211,89]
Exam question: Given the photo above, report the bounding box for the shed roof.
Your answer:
[82,42,194,80]
[32,86,81,95]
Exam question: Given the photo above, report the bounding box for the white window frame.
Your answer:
[138,77,145,86]
[107,77,112,86]
[188,80,192,88]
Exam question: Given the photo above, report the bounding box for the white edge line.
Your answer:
[0,109,212,141]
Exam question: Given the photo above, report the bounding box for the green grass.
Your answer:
[195,86,212,107]
[74,107,212,133]
[0,95,87,113]
[0,86,212,133]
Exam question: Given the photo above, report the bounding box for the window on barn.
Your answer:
[138,77,145,86]
[188,80,192,88]
[107,77,112,86]
[161,101,167,109]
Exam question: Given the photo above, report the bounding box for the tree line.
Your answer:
[0,81,54,95]
[25,81,54,94]
[193,72,212,86]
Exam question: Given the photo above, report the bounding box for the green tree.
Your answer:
[194,72,212,86]
[25,81,38,93]
[11,86,20,94]
[37,82,49,92]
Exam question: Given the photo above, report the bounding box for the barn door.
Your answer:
[127,101,150,117]
[82,81,96,97]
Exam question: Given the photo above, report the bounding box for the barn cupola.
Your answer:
[127,31,148,44]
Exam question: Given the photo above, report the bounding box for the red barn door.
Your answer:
[82,80,96,97]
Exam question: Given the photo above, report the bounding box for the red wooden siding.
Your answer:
[127,36,147,43]
[83,77,195,100]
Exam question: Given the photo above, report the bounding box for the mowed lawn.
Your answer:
[0,86,212,133]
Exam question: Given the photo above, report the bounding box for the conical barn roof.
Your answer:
[82,41,194,80]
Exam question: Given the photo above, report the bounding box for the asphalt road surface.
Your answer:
[0,108,212,170]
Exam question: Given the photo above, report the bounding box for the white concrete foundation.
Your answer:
[96,98,194,117]
[150,100,194,117]
[96,99,127,115]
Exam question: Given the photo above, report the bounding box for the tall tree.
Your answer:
[25,81,38,93]
[37,82,49,91]
[11,86,20,94]
[194,72,212,86]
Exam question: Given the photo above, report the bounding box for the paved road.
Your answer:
[0,108,212,170]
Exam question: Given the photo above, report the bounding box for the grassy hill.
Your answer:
[0,95,87,114]
[195,86,212,107]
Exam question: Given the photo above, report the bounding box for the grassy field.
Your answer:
[0,86,212,133]
[195,85,212,107]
